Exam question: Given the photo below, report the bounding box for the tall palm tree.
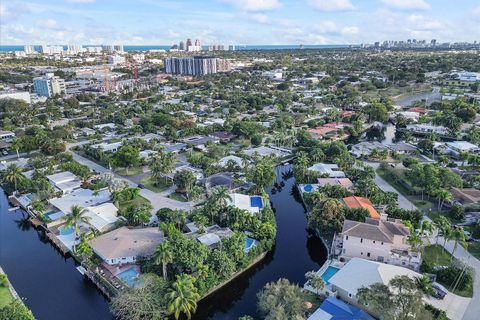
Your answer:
[420,220,433,244]
[211,187,232,209]
[10,138,22,159]
[153,241,173,281]
[450,227,467,256]
[62,205,91,252]
[167,274,200,320]
[3,164,24,192]
[433,216,450,244]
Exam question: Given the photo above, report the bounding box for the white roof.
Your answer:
[329,258,421,297]
[47,171,78,185]
[308,163,345,178]
[217,155,244,168]
[446,141,478,151]
[243,146,290,158]
[197,233,221,247]
[226,193,259,214]
[49,189,111,214]
[83,202,119,231]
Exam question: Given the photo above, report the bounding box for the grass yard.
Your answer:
[117,196,151,214]
[116,167,143,176]
[168,192,188,202]
[140,176,172,193]
[376,167,412,197]
[413,200,434,211]
[0,286,13,308]
[423,244,452,266]
[467,241,480,260]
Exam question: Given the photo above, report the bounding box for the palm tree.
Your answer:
[450,227,467,256]
[211,186,232,209]
[10,138,22,159]
[167,274,200,320]
[420,220,433,244]
[62,205,91,252]
[153,241,173,281]
[434,189,453,210]
[433,216,450,244]
[3,164,24,192]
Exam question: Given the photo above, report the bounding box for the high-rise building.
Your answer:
[40,45,63,55]
[165,56,223,76]
[228,45,235,51]
[67,45,83,55]
[33,73,66,97]
[431,39,437,46]
[179,41,185,50]
[114,45,124,52]
[186,38,193,48]
[24,45,35,55]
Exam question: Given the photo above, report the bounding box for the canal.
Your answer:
[0,190,113,320]
[193,165,327,319]
[0,164,327,320]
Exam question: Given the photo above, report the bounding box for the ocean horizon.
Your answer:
[0,44,356,52]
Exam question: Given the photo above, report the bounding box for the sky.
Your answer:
[1,0,479,45]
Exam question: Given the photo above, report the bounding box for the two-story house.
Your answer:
[335,214,420,271]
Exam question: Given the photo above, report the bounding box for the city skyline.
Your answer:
[1,0,479,45]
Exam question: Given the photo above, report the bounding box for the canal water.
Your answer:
[0,164,327,320]
[193,165,327,319]
[0,190,113,320]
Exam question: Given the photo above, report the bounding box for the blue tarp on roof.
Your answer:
[319,297,374,320]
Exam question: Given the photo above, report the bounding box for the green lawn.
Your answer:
[117,196,151,214]
[467,242,480,260]
[376,168,412,197]
[140,176,172,193]
[423,244,452,267]
[0,286,13,308]
[168,192,188,202]
[413,200,434,211]
[115,167,143,176]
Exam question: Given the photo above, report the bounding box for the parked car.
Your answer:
[432,282,447,300]
[138,183,145,189]
[1,150,8,156]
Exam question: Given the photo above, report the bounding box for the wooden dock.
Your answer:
[46,232,70,255]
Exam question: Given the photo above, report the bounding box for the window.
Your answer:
[345,236,349,240]
[373,240,375,244]
[360,238,363,243]
[348,293,352,298]
[361,252,363,255]
[367,252,371,257]
[381,242,384,245]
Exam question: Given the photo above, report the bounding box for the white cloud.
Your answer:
[37,18,58,29]
[408,14,441,30]
[341,26,359,35]
[473,6,480,20]
[307,0,354,12]
[250,13,269,23]
[222,0,280,12]
[382,0,430,10]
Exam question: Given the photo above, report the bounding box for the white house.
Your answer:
[217,155,244,168]
[0,131,15,142]
[48,188,111,216]
[89,227,164,265]
[336,215,420,271]
[226,193,264,214]
[82,203,119,232]
[91,141,123,153]
[46,171,82,194]
[444,141,479,157]
[405,123,448,135]
[308,163,346,178]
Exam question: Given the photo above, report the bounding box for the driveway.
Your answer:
[364,161,478,319]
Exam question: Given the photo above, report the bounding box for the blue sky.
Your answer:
[1,0,479,45]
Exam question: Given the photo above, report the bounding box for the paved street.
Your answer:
[67,146,195,217]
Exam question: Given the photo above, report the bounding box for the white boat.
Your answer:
[76,266,87,275]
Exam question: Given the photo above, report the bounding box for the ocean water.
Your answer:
[0,44,354,53]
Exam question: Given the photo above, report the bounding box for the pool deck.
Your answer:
[304,259,345,294]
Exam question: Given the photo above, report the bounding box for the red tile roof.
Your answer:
[342,196,380,219]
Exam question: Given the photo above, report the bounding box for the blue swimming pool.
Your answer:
[304,184,313,192]
[117,268,140,287]
[321,266,340,285]
[250,196,263,208]
[59,226,74,236]
[245,238,257,253]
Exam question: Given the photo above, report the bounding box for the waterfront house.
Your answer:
[342,196,380,219]
[82,202,119,233]
[46,171,82,194]
[89,227,164,265]
[307,296,374,320]
[243,146,291,158]
[307,127,340,140]
[317,178,354,190]
[308,163,346,178]
[217,155,245,169]
[335,215,420,271]
[405,123,448,136]
[195,225,233,249]
[226,193,264,214]
[328,258,422,307]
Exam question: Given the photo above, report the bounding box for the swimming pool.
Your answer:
[250,196,263,209]
[59,226,74,236]
[321,266,340,285]
[117,268,140,287]
[304,184,314,192]
[245,237,257,253]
